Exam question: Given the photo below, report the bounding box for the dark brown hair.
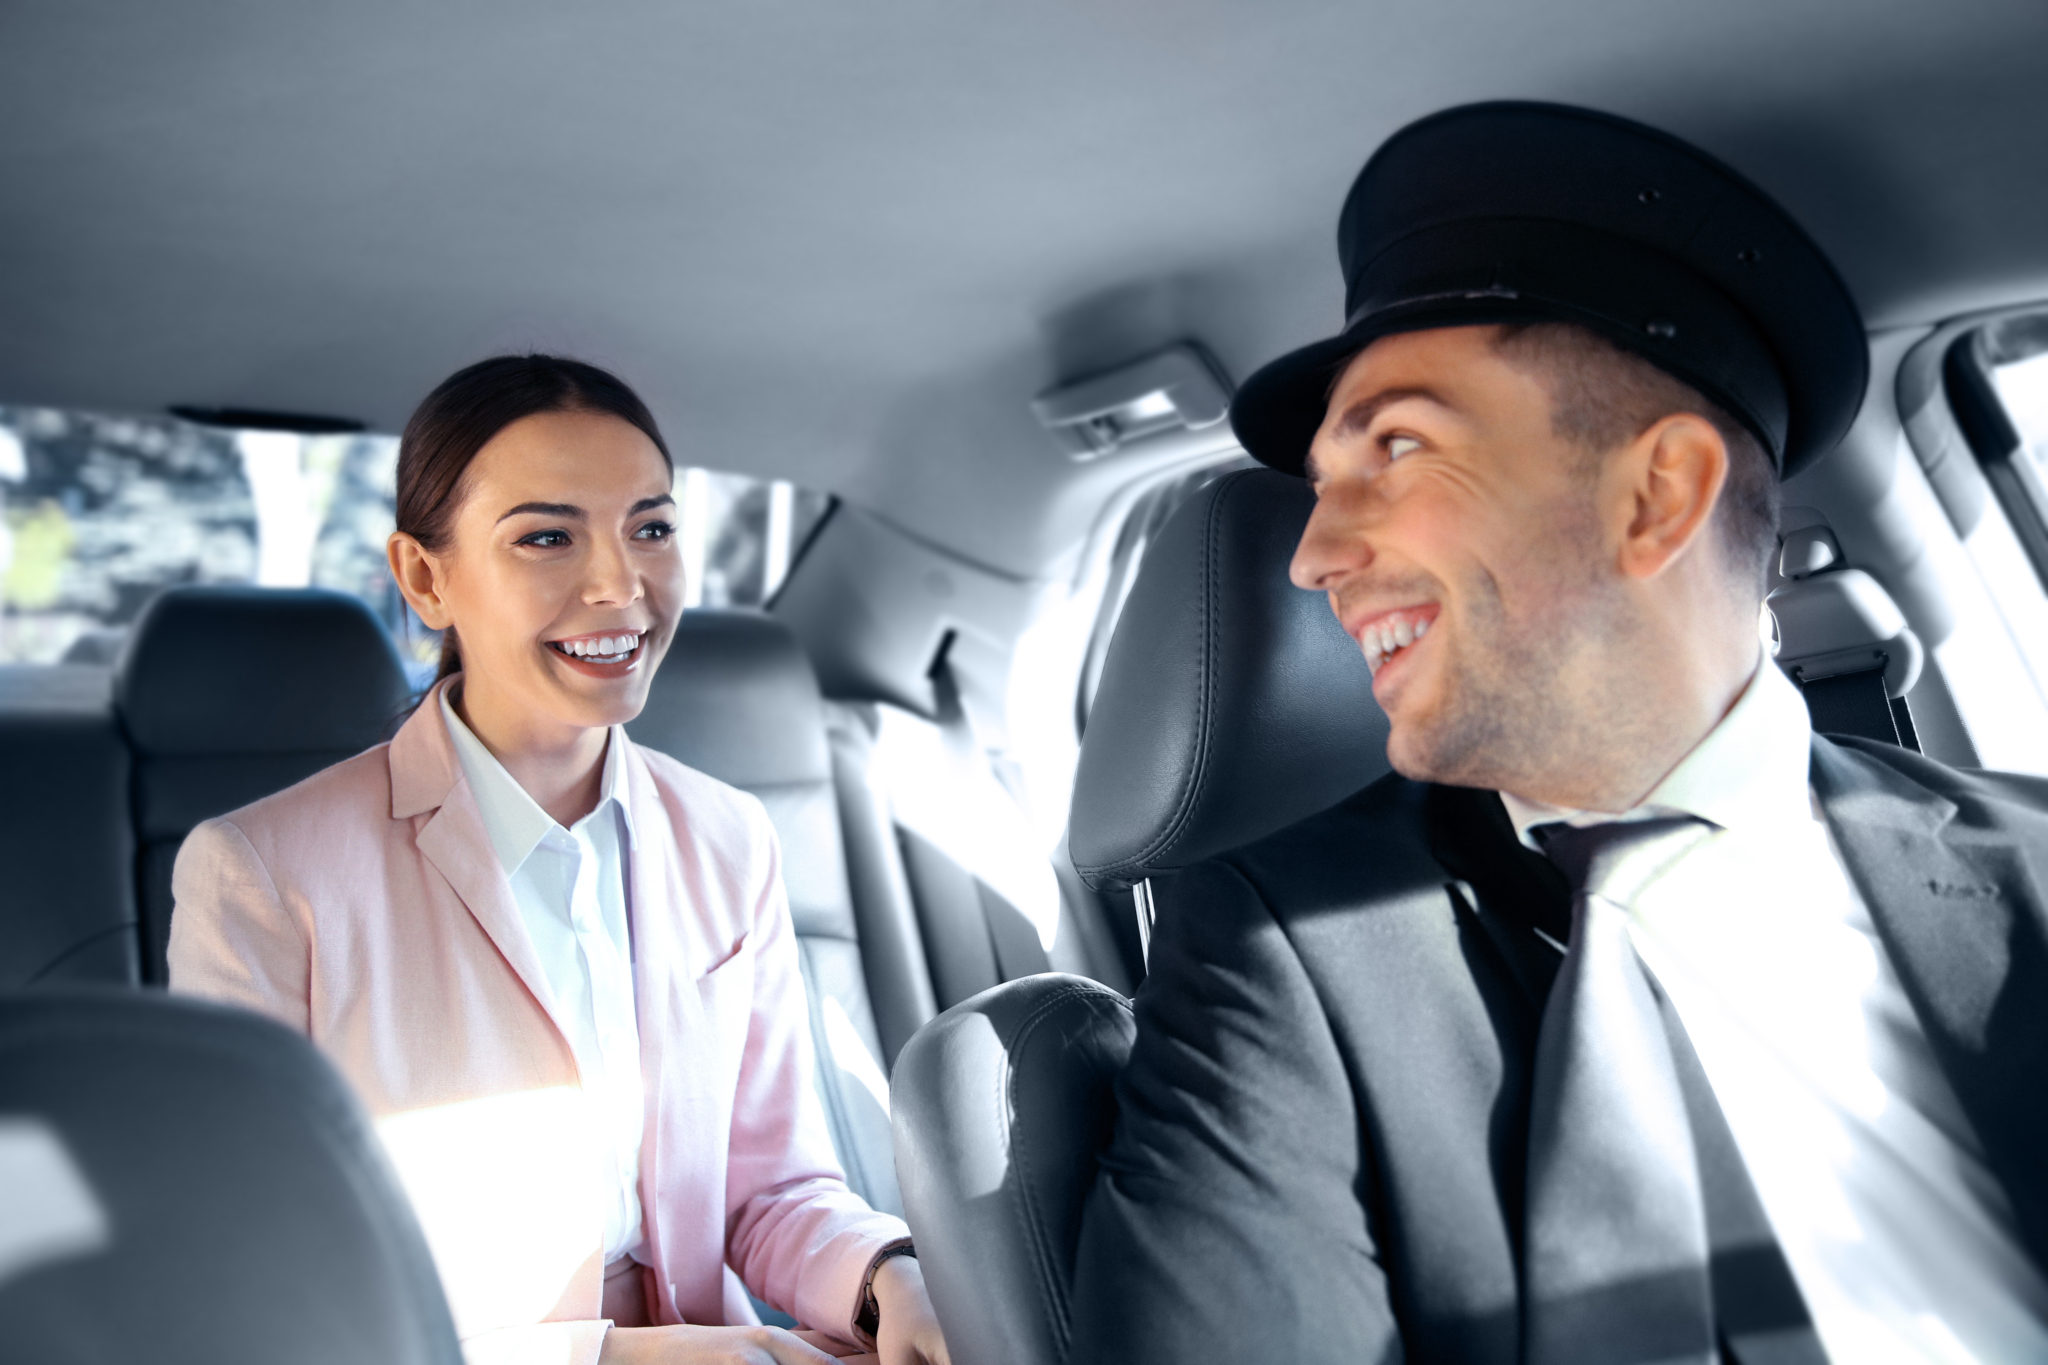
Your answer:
[1491,322,1779,597]
[395,354,672,681]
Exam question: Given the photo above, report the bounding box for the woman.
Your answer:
[169,355,949,1365]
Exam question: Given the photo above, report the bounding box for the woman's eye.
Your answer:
[1385,435,1422,461]
[635,520,675,542]
[517,529,570,549]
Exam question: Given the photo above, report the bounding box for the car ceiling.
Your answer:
[3,0,2047,577]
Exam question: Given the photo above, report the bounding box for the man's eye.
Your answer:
[518,529,570,548]
[635,520,675,541]
[1386,435,1422,461]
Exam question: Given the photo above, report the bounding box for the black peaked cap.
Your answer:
[1230,102,1868,479]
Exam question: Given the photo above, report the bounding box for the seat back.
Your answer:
[0,989,463,1365]
[0,666,137,987]
[891,469,1386,1365]
[891,975,1134,1365]
[1069,468,1390,893]
[628,609,928,1215]
[112,587,413,981]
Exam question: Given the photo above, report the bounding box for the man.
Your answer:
[1065,102,2048,1364]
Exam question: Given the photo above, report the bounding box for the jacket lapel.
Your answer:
[1810,737,2048,1267]
[388,682,571,1038]
[616,740,711,1316]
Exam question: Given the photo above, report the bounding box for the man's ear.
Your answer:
[1610,413,1729,582]
[387,532,454,630]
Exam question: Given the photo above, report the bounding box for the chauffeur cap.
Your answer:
[1230,101,1868,480]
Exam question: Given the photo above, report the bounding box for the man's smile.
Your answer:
[1342,603,1441,676]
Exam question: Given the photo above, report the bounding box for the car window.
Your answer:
[0,404,830,671]
[1973,313,2048,585]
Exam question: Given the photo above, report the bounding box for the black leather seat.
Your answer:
[0,665,137,987]
[628,608,936,1216]
[892,469,1390,1364]
[0,989,463,1364]
[112,586,413,982]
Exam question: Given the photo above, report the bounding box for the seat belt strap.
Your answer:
[1798,666,1919,751]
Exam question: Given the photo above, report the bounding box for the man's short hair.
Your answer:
[1492,321,1778,596]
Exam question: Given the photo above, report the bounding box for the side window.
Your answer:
[0,404,830,671]
[1952,314,2048,584]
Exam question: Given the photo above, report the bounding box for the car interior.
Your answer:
[5,3,2048,1362]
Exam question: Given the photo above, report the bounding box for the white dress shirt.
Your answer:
[441,689,648,1264]
[1500,662,2048,1363]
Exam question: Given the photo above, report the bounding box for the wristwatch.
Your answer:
[855,1242,918,1339]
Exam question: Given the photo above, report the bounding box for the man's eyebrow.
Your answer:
[496,501,582,524]
[1329,385,1453,439]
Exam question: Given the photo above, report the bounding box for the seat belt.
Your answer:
[1797,666,1919,749]
[927,642,1055,982]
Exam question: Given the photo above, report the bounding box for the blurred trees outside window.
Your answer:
[0,405,830,670]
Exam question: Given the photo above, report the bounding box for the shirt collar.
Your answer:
[1500,659,1814,850]
[438,685,635,876]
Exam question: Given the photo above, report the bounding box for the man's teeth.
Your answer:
[556,634,641,659]
[1363,614,1430,673]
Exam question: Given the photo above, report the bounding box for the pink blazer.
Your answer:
[168,679,908,1365]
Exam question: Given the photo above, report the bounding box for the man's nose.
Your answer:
[1290,494,1372,591]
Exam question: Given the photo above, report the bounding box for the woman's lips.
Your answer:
[545,631,645,679]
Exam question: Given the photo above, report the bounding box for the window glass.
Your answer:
[1973,314,2048,577]
[0,404,830,668]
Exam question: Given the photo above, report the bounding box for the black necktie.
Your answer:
[1524,816,1720,1365]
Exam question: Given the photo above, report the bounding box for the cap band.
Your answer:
[1339,217,1790,461]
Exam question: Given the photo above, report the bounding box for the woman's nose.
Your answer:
[583,535,644,606]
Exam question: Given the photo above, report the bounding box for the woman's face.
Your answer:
[398,408,683,740]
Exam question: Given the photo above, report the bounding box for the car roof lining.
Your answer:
[3,1,2048,578]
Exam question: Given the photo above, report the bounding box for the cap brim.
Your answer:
[1229,330,1371,477]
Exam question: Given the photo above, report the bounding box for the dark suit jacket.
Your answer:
[1065,737,2048,1365]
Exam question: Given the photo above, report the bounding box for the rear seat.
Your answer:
[112,586,413,982]
[628,609,932,1216]
[0,664,138,986]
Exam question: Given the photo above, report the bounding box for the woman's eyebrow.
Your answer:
[630,494,676,514]
[496,501,582,524]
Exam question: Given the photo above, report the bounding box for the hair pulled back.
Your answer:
[395,354,672,683]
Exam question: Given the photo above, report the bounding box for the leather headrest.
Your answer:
[0,989,464,1363]
[114,586,411,756]
[628,610,831,788]
[1068,469,1391,888]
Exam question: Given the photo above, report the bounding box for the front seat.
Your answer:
[0,989,463,1364]
[112,586,413,982]
[890,468,1390,1365]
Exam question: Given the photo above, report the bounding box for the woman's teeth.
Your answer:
[1363,614,1430,675]
[552,634,641,661]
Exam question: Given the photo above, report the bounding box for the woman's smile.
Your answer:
[546,628,651,678]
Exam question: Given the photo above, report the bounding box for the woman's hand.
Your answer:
[599,1323,865,1364]
[871,1257,951,1365]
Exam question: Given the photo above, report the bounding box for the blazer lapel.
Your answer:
[1810,737,2048,1267]
[389,684,570,1037]
[617,740,711,1313]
